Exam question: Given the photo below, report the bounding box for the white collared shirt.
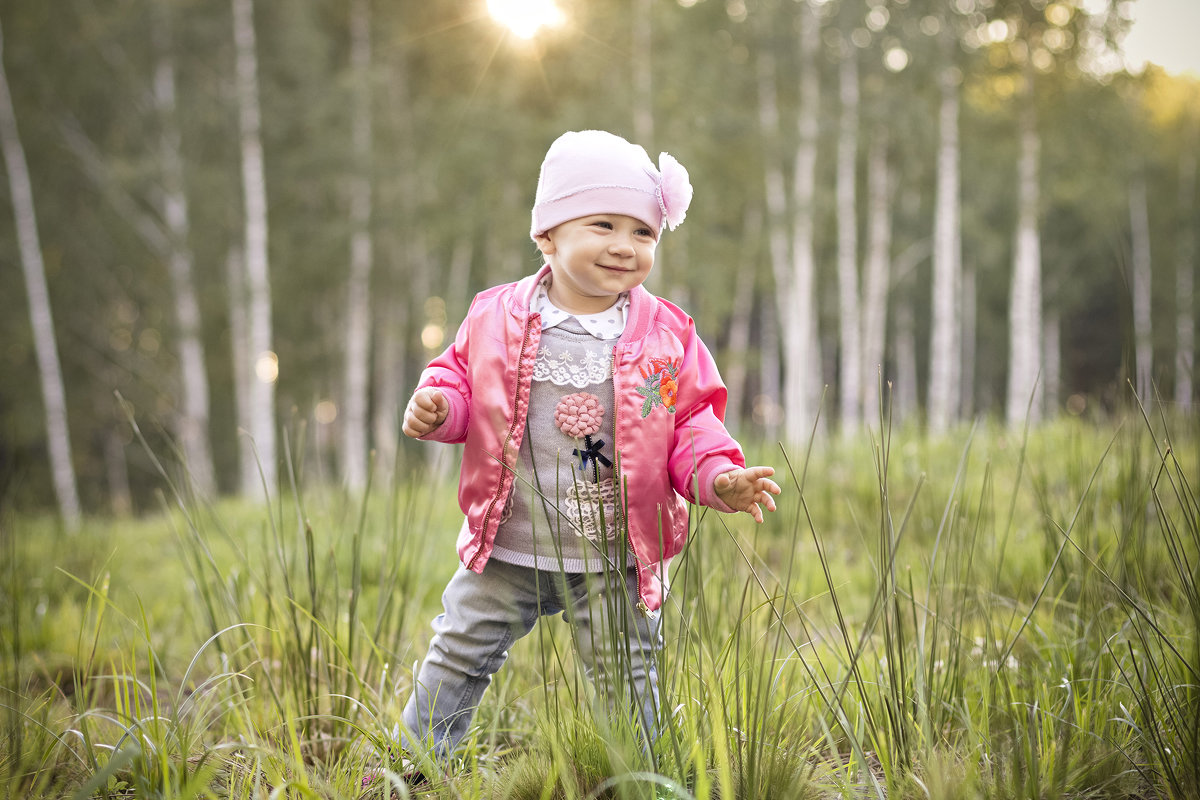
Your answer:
[533,276,629,340]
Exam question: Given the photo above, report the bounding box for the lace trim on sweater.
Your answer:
[533,344,613,388]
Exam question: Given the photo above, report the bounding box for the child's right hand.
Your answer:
[402,387,449,438]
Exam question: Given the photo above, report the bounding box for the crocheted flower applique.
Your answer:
[635,357,680,417]
[555,392,610,477]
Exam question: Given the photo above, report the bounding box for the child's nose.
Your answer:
[609,235,636,255]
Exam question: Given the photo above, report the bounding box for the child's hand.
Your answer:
[714,466,781,523]
[403,387,449,438]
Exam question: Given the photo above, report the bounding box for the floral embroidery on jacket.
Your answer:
[635,357,680,417]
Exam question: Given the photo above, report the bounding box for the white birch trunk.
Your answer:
[104,424,133,516]
[0,21,82,528]
[759,299,783,441]
[1042,309,1060,416]
[371,308,401,479]
[232,0,276,495]
[781,0,822,446]
[836,48,861,432]
[894,300,918,423]
[152,9,216,497]
[341,0,373,492]
[632,0,653,146]
[860,128,892,425]
[751,27,786,442]
[1006,72,1043,427]
[225,246,257,495]
[724,204,762,428]
[1129,169,1154,403]
[961,262,976,417]
[1175,141,1196,410]
[927,62,962,432]
[755,44,791,314]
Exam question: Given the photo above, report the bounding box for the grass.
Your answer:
[1,405,1197,799]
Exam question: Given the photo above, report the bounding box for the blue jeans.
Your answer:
[400,559,662,758]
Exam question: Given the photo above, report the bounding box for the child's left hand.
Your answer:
[714,466,782,523]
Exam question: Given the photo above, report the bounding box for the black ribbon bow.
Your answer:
[574,435,612,471]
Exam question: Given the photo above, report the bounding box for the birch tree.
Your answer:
[724,204,763,428]
[1006,64,1043,426]
[961,262,977,417]
[341,0,373,492]
[1175,130,1196,411]
[927,52,962,432]
[1128,167,1153,402]
[226,246,256,494]
[0,17,82,527]
[1042,309,1061,413]
[893,300,919,423]
[152,6,216,495]
[753,9,790,443]
[835,43,862,431]
[860,128,893,423]
[53,4,216,497]
[781,0,823,445]
[232,0,276,496]
[754,25,790,337]
[632,0,653,145]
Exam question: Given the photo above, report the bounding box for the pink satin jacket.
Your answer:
[415,265,745,613]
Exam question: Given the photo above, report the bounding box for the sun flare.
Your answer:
[487,0,564,39]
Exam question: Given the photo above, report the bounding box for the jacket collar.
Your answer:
[514,263,657,343]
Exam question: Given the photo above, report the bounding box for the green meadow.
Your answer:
[3,408,1197,799]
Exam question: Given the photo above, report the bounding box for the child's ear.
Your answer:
[534,232,556,255]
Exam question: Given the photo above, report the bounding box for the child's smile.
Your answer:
[536,214,658,315]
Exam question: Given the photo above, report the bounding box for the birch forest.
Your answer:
[1,0,1197,520]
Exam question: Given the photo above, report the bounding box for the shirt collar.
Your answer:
[533,276,629,341]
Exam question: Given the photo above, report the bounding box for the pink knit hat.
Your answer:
[530,130,693,240]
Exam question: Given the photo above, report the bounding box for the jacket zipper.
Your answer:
[468,315,536,570]
[612,345,649,616]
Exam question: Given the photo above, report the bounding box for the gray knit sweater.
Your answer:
[489,317,622,572]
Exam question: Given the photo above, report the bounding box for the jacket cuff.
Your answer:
[418,387,468,443]
[697,459,740,513]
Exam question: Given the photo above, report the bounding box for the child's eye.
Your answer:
[636,227,654,238]
[592,220,614,230]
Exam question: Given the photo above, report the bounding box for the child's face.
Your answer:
[535,214,658,315]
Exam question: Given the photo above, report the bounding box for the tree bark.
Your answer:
[152,6,217,497]
[860,127,892,426]
[961,261,976,417]
[752,10,788,445]
[232,0,276,496]
[632,0,653,146]
[0,19,82,528]
[927,61,962,432]
[1042,309,1060,415]
[754,39,791,332]
[780,0,822,446]
[342,0,374,492]
[724,204,762,429]
[225,246,257,495]
[836,47,861,432]
[894,300,918,424]
[1128,168,1153,404]
[1006,69,1043,427]
[1175,139,1196,411]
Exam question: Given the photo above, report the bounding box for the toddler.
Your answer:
[398,130,781,767]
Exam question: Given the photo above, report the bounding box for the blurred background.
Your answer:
[0,0,1196,522]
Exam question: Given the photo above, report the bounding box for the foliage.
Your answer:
[2,410,1198,797]
[0,0,1196,513]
